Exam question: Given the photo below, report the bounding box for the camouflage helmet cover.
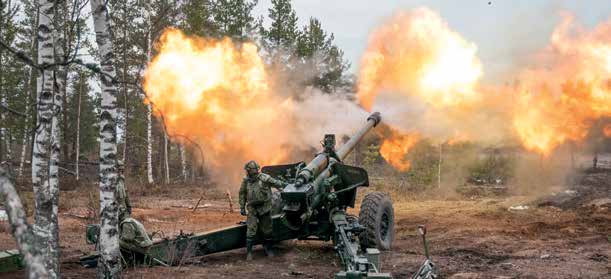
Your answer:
[244,160,260,171]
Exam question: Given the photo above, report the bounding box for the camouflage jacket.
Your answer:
[119,217,152,251]
[239,173,286,215]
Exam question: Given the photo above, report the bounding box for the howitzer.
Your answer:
[78,112,434,278]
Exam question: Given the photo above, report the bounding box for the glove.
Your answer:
[240,208,247,216]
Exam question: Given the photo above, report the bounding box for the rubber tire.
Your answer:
[358,191,394,250]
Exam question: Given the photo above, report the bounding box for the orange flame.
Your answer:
[447,133,471,146]
[379,130,419,171]
[357,8,483,111]
[357,8,484,170]
[143,29,292,180]
[604,124,611,138]
[512,14,611,155]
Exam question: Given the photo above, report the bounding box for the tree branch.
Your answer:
[0,166,49,279]
[0,103,27,118]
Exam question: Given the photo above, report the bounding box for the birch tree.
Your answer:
[31,0,61,277]
[144,3,154,184]
[164,134,169,183]
[0,165,49,279]
[17,0,39,179]
[90,0,121,277]
[180,145,187,182]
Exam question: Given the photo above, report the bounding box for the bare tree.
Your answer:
[0,166,49,279]
[90,0,121,277]
[75,71,83,181]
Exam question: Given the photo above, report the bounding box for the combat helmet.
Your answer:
[244,160,260,171]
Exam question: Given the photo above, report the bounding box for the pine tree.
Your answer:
[0,0,22,164]
[262,0,299,50]
[296,17,350,93]
[212,0,259,41]
[181,0,217,37]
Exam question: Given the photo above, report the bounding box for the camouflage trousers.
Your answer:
[246,209,273,239]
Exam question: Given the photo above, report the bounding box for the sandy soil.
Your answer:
[1,185,609,279]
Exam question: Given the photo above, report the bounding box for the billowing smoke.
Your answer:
[143,29,368,184]
[143,8,611,185]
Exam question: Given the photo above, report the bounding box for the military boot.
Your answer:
[246,239,254,261]
[264,239,275,257]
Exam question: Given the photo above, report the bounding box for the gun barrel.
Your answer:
[336,112,381,160]
[295,112,381,184]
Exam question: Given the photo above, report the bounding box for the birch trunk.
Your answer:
[0,85,8,163]
[164,133,169,184]
[121,4,129,163]
[48,4,67,272]
[58,0,69,162]
[90,0,121,277]
[145,7,154,185]
[32,1,60,277]
[17,89,30,177]
[180,145,187,182]
[0,166,49,279]
[146,104,153,184]
[0,21,4,163]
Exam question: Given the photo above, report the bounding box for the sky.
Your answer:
[253,0,611,83]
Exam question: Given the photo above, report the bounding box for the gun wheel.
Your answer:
[358,191,394,250]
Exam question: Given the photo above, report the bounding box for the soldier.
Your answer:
[239,160,287,260]
[116,160,152,251]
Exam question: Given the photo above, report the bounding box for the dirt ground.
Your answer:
[1,177,609,279]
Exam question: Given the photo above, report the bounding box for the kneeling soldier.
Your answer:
[117,161,152,251]
[239,160,287,260]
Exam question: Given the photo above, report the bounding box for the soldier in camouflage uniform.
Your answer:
[239,160,287,260]
[116,161,152,250]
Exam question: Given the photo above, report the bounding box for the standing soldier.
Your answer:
[239,160,287,260]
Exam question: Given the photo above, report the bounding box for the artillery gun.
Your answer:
[76,112,436,278]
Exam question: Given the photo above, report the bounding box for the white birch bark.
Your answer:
[32,1,60,277]
[0,166,49,279]
[0,92,9,162]
[146,104,153,184]
[145,6,154,185]
[180,145,187,182]
[90,0,121,277]
[164,133,169,184]
[49,6,66,272]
